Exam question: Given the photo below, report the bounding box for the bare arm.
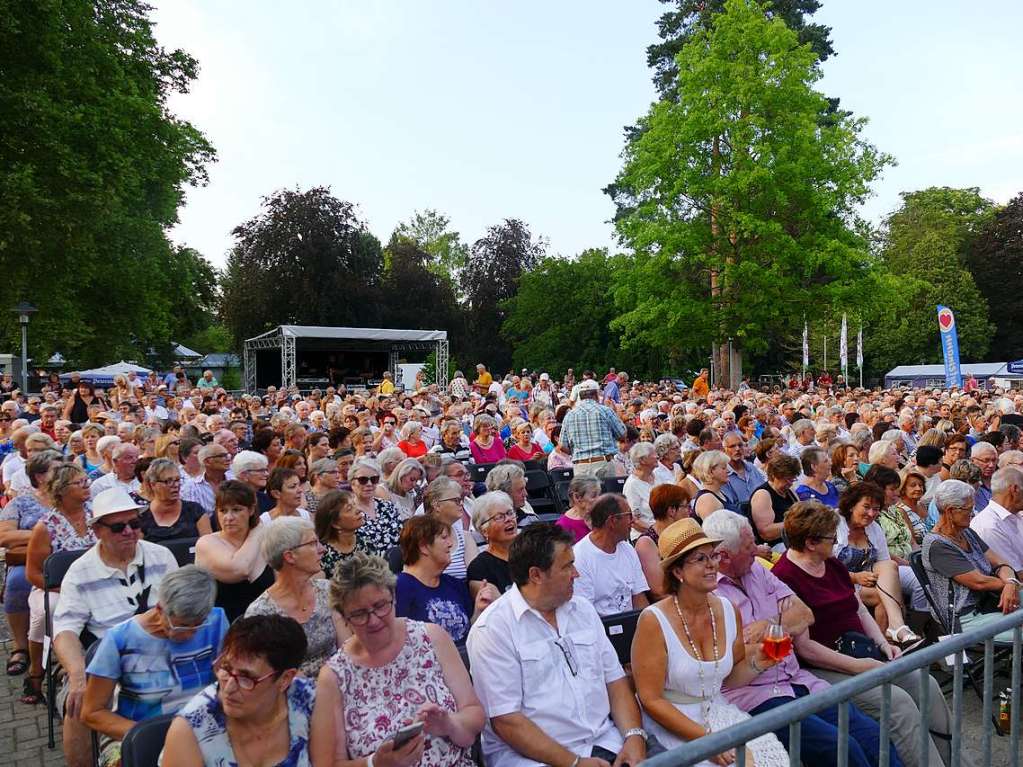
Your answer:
[194,528,266,582]
[195,513,213,537]
[25,521,52,589]
[694,495,722,522]
[635,537,666,600]
[0,519,31,548]
[81,675,133,739]
[161,716,205,767]
[751,489,782,542]
[631,592,650,610]
[491,713,579,767]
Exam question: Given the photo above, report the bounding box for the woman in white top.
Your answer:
[378,457,424,521]
[260,467,311,526]
[652,434,683,487]
[631,519,788,767]
[624,441,658,535]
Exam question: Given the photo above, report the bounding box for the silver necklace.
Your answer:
[674,595,719,728]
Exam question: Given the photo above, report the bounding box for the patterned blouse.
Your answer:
[877,504,915,560]
[176,676,316,767]
[0,493,49,531]
[244,580,338,678]
[325,620,472,767]
[42,508,96,553]
[320,542,360,581]
[355,498,404,557]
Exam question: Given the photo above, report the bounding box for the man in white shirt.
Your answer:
[574,495,650,616]
[143,392,169,422]
[971,466,1023,571]
[89,443,141,499]
[467,523,648,767]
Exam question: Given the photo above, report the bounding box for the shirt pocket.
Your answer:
[519,638,556,692]
[566,628,604,678]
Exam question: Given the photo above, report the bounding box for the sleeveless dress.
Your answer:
[751,483,796,546]
[641,599,788,767]
[325,620,473,767]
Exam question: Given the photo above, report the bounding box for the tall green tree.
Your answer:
[220,187,384,346]
[392,210,469,291]
[965,192,1023,360]
[0,0,216,366]
[608,0,891,384]
[866,187,995,372]
[463,219,545,372]
[380,233,463,340]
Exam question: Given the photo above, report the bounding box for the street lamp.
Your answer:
[11,301,36,394]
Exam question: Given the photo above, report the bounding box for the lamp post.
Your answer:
[11,302,36,394]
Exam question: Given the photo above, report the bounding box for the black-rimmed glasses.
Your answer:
[344,598,393,626]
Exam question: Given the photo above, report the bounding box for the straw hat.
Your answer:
[657,518,722,571]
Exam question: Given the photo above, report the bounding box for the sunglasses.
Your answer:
[353,475,380,485]
[95,517,143,534]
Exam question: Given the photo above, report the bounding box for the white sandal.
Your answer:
[886,625,923,647]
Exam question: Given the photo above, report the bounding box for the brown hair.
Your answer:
[766,453,801,481]
[215,480,259,528]
[314,489,356,543]
[784,500,839,551]
[399,515,449,566]
[837,481,885,521]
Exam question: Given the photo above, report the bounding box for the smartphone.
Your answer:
[391,721,424,750]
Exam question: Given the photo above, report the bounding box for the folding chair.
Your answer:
[469,463,496,483]
[554,480,572,511]
[548,467,574,485]
[386,546,403,575]
[157,537,198,567]
[84,640,101,767]
[120,713,175,767]
[44,548,89,748]
[602,608,642,667]
[601,476,626,495]
[524,469,558,515]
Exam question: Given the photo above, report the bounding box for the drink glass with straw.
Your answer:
[762,619,792,694]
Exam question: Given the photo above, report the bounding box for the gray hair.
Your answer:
[653,433,681,459]
[999,450,1023,469]
[473,413,498,433]
[949,458,982,484]
[348,456,382,482]
[197,443,227,462]
[144,457,179,484]
[309,458,338,479]
[934,479,975,513]
[997,398,1016,416]
[386,458,424,495]
[791,419,815,435]
[630,441,656,464]
[25,432,56,451]
[26,449,62,489]
[568,475,600,500]
[471,490,514,531]
[111,442,139,460]
[485,463,525,494]
[261,517,315,570]
[329,551,397,614]
[423,476,462,512]
[867,440,894,464]
[399,420,421,441]
[971,441,997,458]
[231,450,268,475]
[693,449,728,483]
[96,435,121,456]
[991,466,1023,496]
[702,509,752,553]
[158,565,217,622]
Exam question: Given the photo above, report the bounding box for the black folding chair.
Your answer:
[157,537,199,567]
[602,609,643,667]
[121,713,175,767]
[524,469,558,514]
[44,548,89,748]
[548,467,574,485]
[84,640,101,767]
[554,480,572,510]
[469,463,496,483]
[601,476,626,494]
[386,546,403,575]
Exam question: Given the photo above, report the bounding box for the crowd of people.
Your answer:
[2,361,1023,767]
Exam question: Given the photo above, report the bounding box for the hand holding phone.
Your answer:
[391,721,424,750]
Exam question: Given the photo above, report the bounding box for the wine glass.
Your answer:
[762,621,791,694]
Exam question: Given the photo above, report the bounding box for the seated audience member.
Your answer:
[835,481,922,647]
[51,487,179,767]
[468,491,518,597]
[261,466,311,525]
[311,552,485,767]
[423,476,479,580]
[314,489,363,579]
[631,517,791,766]
[396,515,497,644]
[397,420,429,459]
[573,494,650,616]
[304,457,340,514]
[749,453,801,549]
[774,501,965,767]
[470,414,506,464]
[194,481,273,622]
[163,615,314,767]
[137,457,211,542]
[706,510,910,767]
[829,442,860,495]
[81,566,227,767]
[969,466,1023,573]
[467,523,648,767]
[348,457,404,557]
[378,457,424,520]
[507,418,545,463]
[623,441,658,533]
[652,433,682,487]
[555,475,600,543]
[923,479,1023,643]
[245,517,346,677]
[89,443,140,499]
[635,483,690,600]
[691,449,732,521]
[485,463,534,522]
[231,449,274,514]
[795,446,840,508]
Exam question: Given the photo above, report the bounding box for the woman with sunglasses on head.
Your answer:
[81,566,227,767]
[310,552,484,767]
[349,457,404,558]
[137,458,211,542]
[164,614,315,767]
[245,518,348,678]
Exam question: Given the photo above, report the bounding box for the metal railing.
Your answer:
[643,609,1023,767]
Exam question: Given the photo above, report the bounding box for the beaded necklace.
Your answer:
[674,595,719,728]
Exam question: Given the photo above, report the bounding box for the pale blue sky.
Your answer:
[151,1,1023,268]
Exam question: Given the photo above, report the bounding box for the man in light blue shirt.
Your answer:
[721,432,765,509]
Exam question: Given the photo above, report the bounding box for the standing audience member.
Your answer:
[559,380,626,478]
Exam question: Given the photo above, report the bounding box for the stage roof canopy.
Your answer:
[246,325,447,343]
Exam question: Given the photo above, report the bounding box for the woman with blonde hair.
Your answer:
[691,450,731,521]
[377,457,424,520]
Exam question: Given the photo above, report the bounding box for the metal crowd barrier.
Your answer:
[643,609,1023,767]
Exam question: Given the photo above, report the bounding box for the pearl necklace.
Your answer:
[674,595,719,729]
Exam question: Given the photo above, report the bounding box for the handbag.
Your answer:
[834,630,885,660]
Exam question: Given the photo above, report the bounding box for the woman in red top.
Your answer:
[397,421,429,459]
[505,419,544,463]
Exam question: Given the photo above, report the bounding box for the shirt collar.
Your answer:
[984,499,1013,520]
[89,540,145,578]
[508,584,575,623]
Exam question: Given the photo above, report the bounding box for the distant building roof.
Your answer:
[190,353,240,369]
[884,362,1020,380]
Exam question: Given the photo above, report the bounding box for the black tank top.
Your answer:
[752,481,797,546]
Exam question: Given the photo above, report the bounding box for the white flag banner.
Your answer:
[840,314,848,373]
[802,322,809,368]
[856,324,863,368]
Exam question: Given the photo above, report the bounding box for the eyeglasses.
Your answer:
[481,509,516,527]
[384,421,396,426]
[165,615,209,635]
[344,598,394,626]
[153,477,181,486]
[353,475,380,485]
[811,534,837,542]
[289,538,320,552]
[684,551,723,567]
[553,636,579,676]
[70,478,90,488]
[95,517,143,534]
[213,657,278,691]
[437,496,462,505]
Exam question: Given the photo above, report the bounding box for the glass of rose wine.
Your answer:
[762,622,792,694]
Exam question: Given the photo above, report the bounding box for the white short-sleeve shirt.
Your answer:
[572,534,649,616]
[836,516,891,562]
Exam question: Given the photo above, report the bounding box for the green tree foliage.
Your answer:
[646,0,834,100]
[462,219,546,372]
[392,210,469,290]
[0,0,216,366]
[380,234,463,340]
[866,187,995,372]
[965,192,1023,360]
[220,187,384,346]
[608,0,891,380]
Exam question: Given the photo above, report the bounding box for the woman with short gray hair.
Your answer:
[245,517,347,677]
[80,565,228,767]
[348,457,403,557]
[484,463,532,519]
[139,457,211,542]
[305,457,340,514]
[470,413,506,464]
[423,477,478,581]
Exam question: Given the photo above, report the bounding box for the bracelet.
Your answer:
[1007,578,1022,588]
[569,756,580,767]
[367,755,375,767]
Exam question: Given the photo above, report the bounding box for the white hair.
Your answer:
[934,479,975,513]
[261,517,314,570]
[971,441,997,458]
[653,433,681,459]
[991,466,1023,496]
[702,509,752,552]
[630,441,656,463]
[997,398,1016,416]
[471,491,514,531]
[231,450,268,475]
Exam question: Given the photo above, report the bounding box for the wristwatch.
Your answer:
[624,727,648,741]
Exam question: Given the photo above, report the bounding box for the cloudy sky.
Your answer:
[150,1,1023,268]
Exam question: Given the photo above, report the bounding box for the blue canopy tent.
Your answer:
[59,361,152,387]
